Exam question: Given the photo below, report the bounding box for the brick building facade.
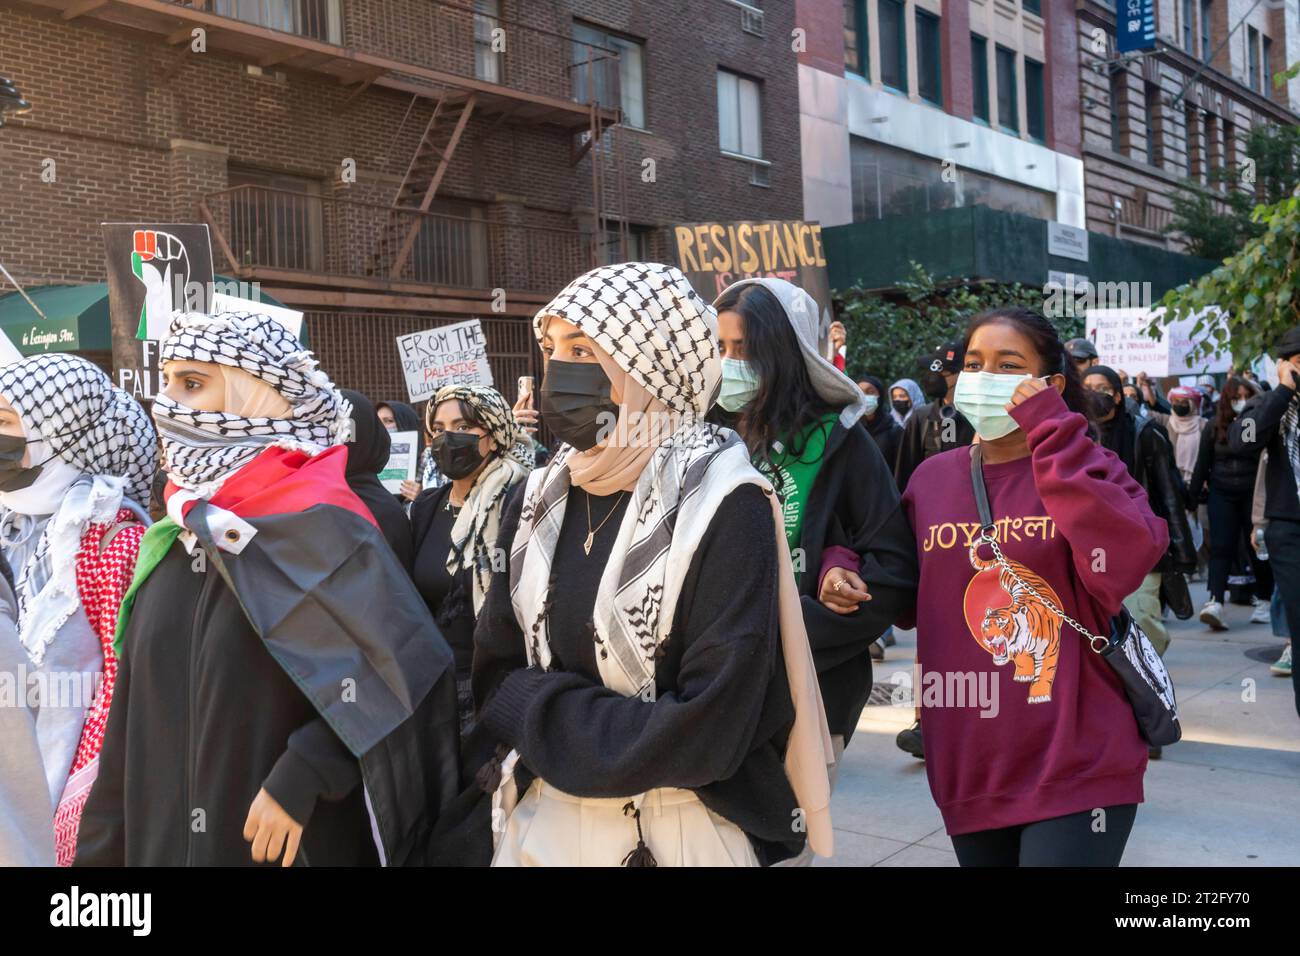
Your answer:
[0,0,801,400]
[1078,0,1300,248]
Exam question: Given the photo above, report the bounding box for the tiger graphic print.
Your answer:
[967,542,1062,703]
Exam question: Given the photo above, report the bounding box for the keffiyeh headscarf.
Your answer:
[0,354,156,509]
[534,261,721,495]
[154,311,352,495]
[499,263,833,857]
[429,384,531,614]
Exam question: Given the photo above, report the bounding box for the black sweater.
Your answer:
[1230,384,1300,522]
[472,481,804,864]
[798,421,919,740]
[77,541,376,866]
[864,410,903,473]
[410,484,476,678]
[894,400,975,492]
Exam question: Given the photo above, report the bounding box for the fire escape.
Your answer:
[28,0,626,290]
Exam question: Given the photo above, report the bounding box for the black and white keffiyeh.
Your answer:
[0,353,156,508]
[511,262,743,696]
[533,262,721,416]
[154,310,351,494]
[1283,394,1300,505]
[429,383,531,614]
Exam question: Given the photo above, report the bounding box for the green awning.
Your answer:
[0,279,295,357]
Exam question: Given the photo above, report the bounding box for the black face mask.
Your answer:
[429,431,486,480]
[1085,390,1119,421]
[540,360,619,452]
[1171,403,1193,418]
[891,399,912,417]
[0,433,45,493]
[920,370,949,402]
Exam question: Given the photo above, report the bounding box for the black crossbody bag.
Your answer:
[969,446,1181,747]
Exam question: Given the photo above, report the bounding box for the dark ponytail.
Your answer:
[962,306,1093,423]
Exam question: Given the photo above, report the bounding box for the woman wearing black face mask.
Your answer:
[410,385,533,732]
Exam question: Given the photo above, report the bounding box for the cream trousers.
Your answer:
[491,779,759,867]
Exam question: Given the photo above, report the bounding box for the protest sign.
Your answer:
[1085,306,1232,378]
[210,292,304,338]
[379,430,420,494]
[396,319,493,403]
[103,223,214,400]
[672,220,835,353]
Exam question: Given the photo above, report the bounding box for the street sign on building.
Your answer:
[1117,0,1157,53]
[1047,222,1089,262]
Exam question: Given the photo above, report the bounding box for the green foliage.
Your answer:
[1166,121,1300,261]
[834,262,1080,386]
[1158,189,1300,367]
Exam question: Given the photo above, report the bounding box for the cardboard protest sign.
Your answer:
[673,220,834,352]
[1085,306,1232,378]
[379,430,420,494]
[103,224,215,400]
[396,319,493,403]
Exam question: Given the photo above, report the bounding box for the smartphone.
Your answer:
[517,375,535,407]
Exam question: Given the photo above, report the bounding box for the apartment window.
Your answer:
[213,0,341,44]
[996,46,1018,134]
[601,225,650,265]
[1023,0,1041,14]
[916,9,942,106]
[1186,106,1203,182]
[1025,58,1045,142]
[1200,0,1212,62]
[1222,117,1234,175]
[878,0,906,92]
[1110,71,1127,154]
[1182,0,1195,53]
[227,169,323,272]
[1248,27,1261,91]
[573,22,647,129]
[1144,83,1163,167]
[850,137,1055,222]
[1204,112,1219,176]
[411,199,489,288]
[474,0,501,83]
[717,69,763,159]
[844,0,867,76]
[1263,36,1273,92]
[971,35,990,124]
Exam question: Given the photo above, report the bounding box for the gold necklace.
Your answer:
[583,491,626,556]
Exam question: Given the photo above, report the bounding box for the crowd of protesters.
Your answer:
[0,261,1297,869]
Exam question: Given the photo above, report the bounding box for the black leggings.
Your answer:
[1207,486,1273,603]
[950,804,1137,867]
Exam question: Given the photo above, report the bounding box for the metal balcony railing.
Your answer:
[201,184,594,293]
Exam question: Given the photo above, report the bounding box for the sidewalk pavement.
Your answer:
[815,581,1299,866]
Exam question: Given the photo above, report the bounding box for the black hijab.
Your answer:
[858,374,895,436]
[378,400,423,440]
[343,390,414,571]
[1085,366,1138,476]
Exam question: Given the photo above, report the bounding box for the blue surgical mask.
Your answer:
[717,358,760,413]
[953,371,1033,440]
[862,394,879,416]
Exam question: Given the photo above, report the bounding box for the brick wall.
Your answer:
[0,0,802,398]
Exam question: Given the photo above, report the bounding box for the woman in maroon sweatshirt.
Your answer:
[900,307,1168,866]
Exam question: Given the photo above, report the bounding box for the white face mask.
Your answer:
[953,371,1034,440]
[1231,399,1246,414]
[862,393,879,416]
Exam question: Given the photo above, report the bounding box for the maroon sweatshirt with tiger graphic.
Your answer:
[900,386,1168,835]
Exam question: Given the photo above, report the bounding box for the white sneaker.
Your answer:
[1250,598,1271,625]
[1199,600,1227,631]
[1271,643,1292,677]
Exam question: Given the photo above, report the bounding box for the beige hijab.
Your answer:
[221,365,293,419]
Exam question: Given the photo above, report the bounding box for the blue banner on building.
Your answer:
[1117,0,1156,52]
